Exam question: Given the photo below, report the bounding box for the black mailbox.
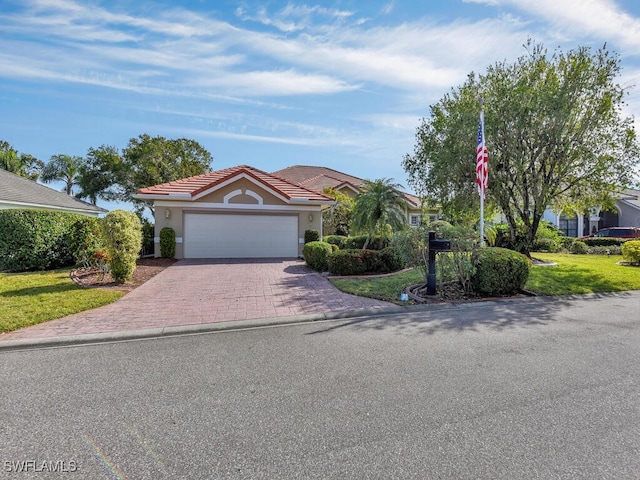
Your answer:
[429,239,451,252]
[426,231,451,295]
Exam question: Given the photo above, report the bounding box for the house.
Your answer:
[0,168,106,217]
[272,165,433,227]
[543,188,640,237]
[133,165,333,259]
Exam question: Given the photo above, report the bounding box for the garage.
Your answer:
[183,212,299,258]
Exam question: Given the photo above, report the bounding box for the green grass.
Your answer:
[330,269,424,304]
[330,253,640,302]
[0,269,124,333]
[527,253,640,295]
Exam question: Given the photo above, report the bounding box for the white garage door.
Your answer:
[183,213,299,258]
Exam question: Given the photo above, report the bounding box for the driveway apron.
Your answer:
[1,259,393,341]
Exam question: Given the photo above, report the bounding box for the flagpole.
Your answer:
[479,105,485,247]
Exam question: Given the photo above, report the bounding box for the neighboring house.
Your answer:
[543,188,640,237]
[272,165,435,227]
[0,168,106,217]
[133,165,333,259]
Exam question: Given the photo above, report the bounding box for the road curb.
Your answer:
[0,306,406,352]
[0,292,624,352]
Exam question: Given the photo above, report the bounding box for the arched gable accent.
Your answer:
[223,188,264,205]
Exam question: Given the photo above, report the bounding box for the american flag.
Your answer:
[476,115,488,199]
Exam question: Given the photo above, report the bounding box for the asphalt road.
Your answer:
[1,293,639,479]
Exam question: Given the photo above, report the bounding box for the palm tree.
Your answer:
[351,178,408,249]
[41,154,83,195]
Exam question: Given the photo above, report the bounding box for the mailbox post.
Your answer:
[427,231,451,295]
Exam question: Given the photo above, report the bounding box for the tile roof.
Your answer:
[0,169,107,214]
[272,165,421,208]
[135,165,333,203]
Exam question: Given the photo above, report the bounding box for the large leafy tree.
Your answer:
[0,141,43,180]
[41,154,84,195]
[351,178,407,249]
[403,41,639,255]
[77,145,123,204]
[120,135,213,216]
[79,135,213,215]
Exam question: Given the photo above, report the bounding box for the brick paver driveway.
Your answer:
[1,259,394,341]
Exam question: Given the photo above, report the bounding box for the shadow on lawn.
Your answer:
[1,282,81,297]
[305,291,636,337]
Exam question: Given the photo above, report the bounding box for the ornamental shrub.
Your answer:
[327,250,366,276]
[471,247,530,295]
[582,237,627,247]
[342,234,390,250]
[159,227,176,258]
[587,245,622,255]
[0,210,94,271]
[622,240,640,264]
[378,247,405,273]
[570,240,588,254]
[70,216,104,269]
[302,241,332,271]
[323,235,347,249]
[304,229,320,244]
[101,210,142,283]
[532,221,563,253]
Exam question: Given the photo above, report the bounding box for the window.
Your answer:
[410,214,421,227]
[559,214,578,237]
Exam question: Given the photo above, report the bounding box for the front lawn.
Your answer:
[330,253,640,302]
[0,269,124,333]
[527,253,640,295]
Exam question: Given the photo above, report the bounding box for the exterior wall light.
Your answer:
[309,213,313,222]
[165,209,171,219]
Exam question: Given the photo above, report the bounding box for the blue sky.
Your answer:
[2,0,640,209]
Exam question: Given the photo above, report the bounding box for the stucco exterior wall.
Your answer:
[151,177,324,258]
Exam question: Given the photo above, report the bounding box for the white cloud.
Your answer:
[473,0,640,54]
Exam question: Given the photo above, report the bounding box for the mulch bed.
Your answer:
[71,258,177,292]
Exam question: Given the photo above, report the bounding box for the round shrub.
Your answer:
[622,240,640,264]
[101,210,142,283]
[471,247,530,295]
[302,241,332,271]
[323,235,347,249]
[570,240,588,254]
[327,250,366,276]
[342,235,390,250]
[159,227,176,258]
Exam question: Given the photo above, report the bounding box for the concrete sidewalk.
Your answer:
[0,258,398,349]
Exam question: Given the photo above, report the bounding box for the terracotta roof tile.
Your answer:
[272,165,421,207]
[136,165,333,202]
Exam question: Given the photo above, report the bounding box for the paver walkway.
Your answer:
[1,259,393,342]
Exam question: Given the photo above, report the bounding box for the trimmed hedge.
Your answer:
[304,229,320,244]
[328,250,366,276]
[0,210,99,272]
[323,235,347,249]
[342,235,390,250]
[588,245,622,255]
[160,227,176,258]
[303,241,333,271]
[327,247,405,276]
[471,247,530,295]
[582,237,628,247]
